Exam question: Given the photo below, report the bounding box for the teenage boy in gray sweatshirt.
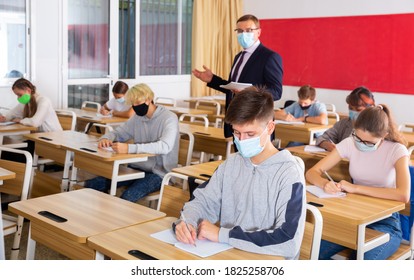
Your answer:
[85,83,179,202]
[174,87,306,259]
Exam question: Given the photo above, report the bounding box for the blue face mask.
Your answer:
[237,32,255,49]
[116,97,125,104]
[349,110,359,121]
[233,126,268,158]
[353,138,381,152]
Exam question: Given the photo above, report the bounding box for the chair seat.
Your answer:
[2,219,17,235]
[387,243,411,260]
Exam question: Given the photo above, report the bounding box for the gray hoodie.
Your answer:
[182,149,306,259]
[101,105,179,178]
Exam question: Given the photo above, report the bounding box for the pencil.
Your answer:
[323,170,335,182]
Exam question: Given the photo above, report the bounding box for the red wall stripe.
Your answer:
[260,13,414,94]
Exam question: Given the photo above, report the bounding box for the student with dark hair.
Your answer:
[274,85,327,125]
[306,104,410,260]
[100,81,133,118]
[316,86,375,151]
[174,87,306,259]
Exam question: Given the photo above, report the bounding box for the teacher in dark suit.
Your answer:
[193,14,283,138]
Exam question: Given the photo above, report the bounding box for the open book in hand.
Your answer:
[306,185,346,198]
[151,228,233,258]
[219,82,253,91]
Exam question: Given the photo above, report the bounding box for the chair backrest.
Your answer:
[178,131,194,167]
[195,100,221,116]
[154,97,177,107]
[327,112,340,125]
[0,147,32,199]
[157,172,191,217]
[55,109,77,131]
[85,123,113,136]
[283,100,295,109]
[179,113,209,127]
[81,101,101,112]
[325,103,336,112]
[299,204,323,260]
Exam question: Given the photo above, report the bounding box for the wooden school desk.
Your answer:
[402,131,414,147]
[0,123,37,148]
[307,192,405,260]
[67,108,129,131]
[179,123,233,159]
[24,131,99,192]
[274,122,332,147]
[88,217,284,260]
[0,167,16,260]
[172,160,223,180]
[8,188,166,260]
[286,145,352,182]
[66,140,153,195]
[166,106,211,117]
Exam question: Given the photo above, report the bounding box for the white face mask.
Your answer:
[116,97,125,104]
[233,126,268,158]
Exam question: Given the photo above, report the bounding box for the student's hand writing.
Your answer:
[192,65,213,83]
[111,142,128,153]
[100,107,110,115]
[285,114,296,122]
[197,220,219,242]
[98,139,113,148]
[338,180,355,193]
[175,221,197,245]
[323,180,342,194]
[11,118,21,123]
[0,116,6,122]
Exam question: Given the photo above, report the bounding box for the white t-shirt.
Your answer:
[105,98,131,112]
[336,137,409,188]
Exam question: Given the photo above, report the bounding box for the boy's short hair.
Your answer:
[125,83,154,105]
[297,85,316,100]
[225,87,274,125]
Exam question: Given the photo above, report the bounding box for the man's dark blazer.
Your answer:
[207,43,283,137]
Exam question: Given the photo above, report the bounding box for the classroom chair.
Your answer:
[398,123,414,133]
[195,100,221,116]
[300,204,323,260]
[81,101,101,112]
[156,172,205,217]
[327,112,340,125]
[154,97,177,107]
[55,109,77,131]
[325,103,336,113]
[139,131,195,208]
[84,123,113,136]
[178,113,209,127]
[0,147,32,260]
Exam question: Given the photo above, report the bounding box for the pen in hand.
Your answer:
[323,170,341,192]
[181,212,197,247]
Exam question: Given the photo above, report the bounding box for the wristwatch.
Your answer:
[304,115,309,122]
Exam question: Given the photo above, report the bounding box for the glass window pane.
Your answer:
[68,0,109,79]
[119,0,136,79]
[0,0,26,79]
[181,0,192,74]
[140,0,178,75]
[68,84,109,109]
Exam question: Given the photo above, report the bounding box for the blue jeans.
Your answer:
[85,171,162,202]
[319,212,402,260]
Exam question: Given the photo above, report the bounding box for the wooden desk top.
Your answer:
[67,108,129,124]
[167,106,211,116]
[306,192,404,226]
[24,130,99,148]
[275,122,332,132]
[0,167,16,181]
[88,216,283,260]
[172,160,222,180]
[0,123,37,133]
[9,188,165,243]
[172,160,223,180]
[179,123,231,142]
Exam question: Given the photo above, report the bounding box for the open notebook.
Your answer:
[151,228,233,258]
[307,185,346,198]
[0,121,15,126]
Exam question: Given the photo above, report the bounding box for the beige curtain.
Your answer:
[191,0,243,97]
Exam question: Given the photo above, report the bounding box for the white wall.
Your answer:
[244,0,414,125]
